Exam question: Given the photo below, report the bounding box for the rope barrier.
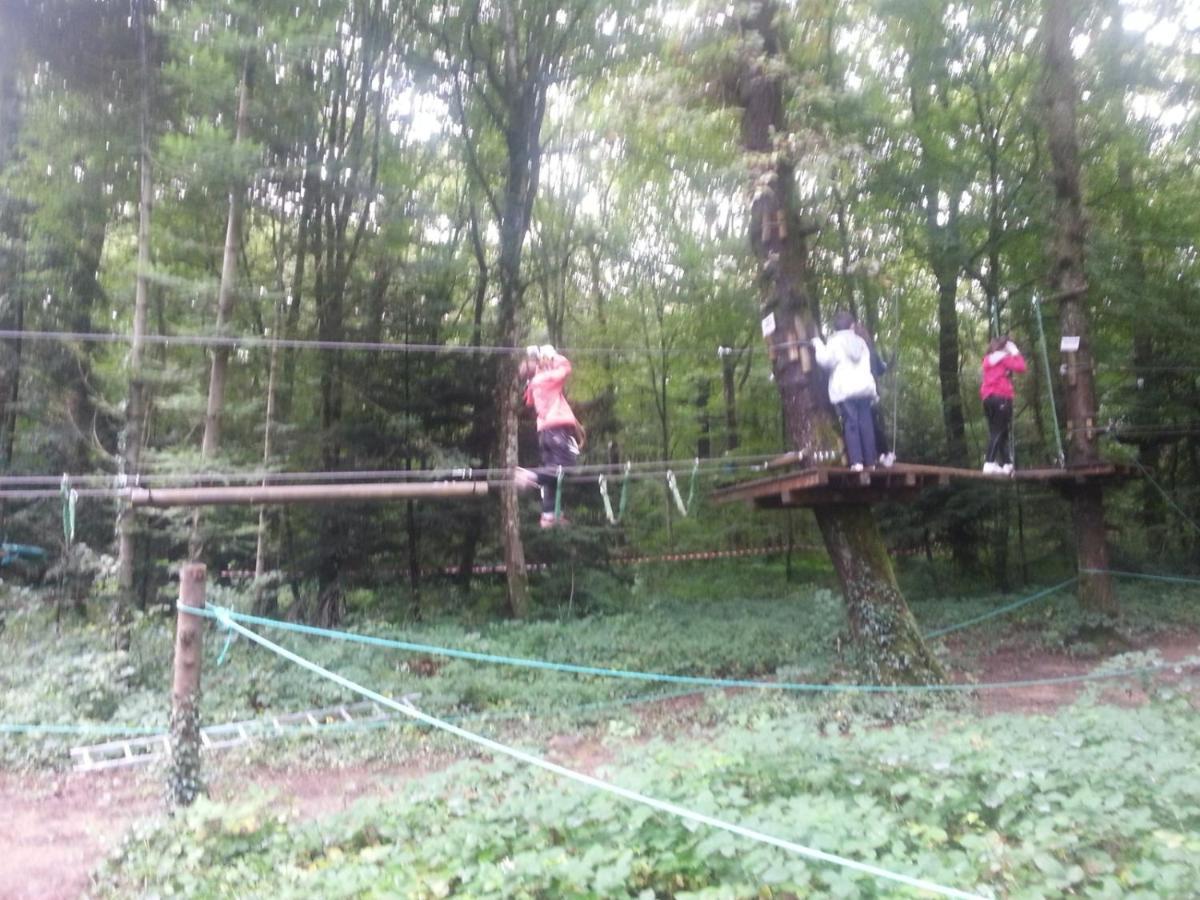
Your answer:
[923,578,1078,639]
[1084,569,1200,587]
[184,603,1198,695]
[212,609,984,899]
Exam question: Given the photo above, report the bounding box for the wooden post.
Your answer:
[168,563,206,807]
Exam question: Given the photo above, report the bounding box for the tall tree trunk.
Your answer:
[1040,0,1116,617]
[191,56,253,560]
[721,351,739,452]
[732,3,941,683]
[115,0,153,651]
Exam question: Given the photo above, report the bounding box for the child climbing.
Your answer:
[813,311,878,472]
[980,335,1026,475]
[519,345,583,527]
[853,321,896,468]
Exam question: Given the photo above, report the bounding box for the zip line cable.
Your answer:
[208,608,985,900]
[0,328,717,359]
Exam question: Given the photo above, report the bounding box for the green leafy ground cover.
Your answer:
[3,559,1199,770]
[94,695,1200,899]
[4,561,1200,896]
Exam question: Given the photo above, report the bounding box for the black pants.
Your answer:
[537,426,580,515]
[835,397,877,468]
[983,395,1013,465]
[870,402,890,456]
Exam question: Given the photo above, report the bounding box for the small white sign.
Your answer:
[761,312,776,337]
[1060,335,1080,352]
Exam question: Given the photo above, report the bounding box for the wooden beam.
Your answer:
[130,481,489,508]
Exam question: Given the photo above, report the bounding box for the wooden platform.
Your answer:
[712,461,1136,509]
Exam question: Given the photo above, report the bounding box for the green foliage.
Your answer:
[95,691,1200,898]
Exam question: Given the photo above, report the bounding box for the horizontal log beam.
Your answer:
[130,481,489,508]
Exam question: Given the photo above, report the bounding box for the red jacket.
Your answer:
[980,345,1026,400]
[524,354,579,432]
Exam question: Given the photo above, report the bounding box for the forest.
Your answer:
[1,0,1199,897]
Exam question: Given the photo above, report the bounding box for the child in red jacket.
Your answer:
[519,345,582,527]
[980,335,1026,475]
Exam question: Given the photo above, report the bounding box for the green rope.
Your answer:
[924,578,1078,639]
[1130,460,1200,538]
[1083,568,1200,587]
[1032,295,1066,466]
[213,609,987,899]
[554,465,564,519]
[183,602,1198,695]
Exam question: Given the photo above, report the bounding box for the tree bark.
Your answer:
[115,0,153,651]
[733,2,941,683]
[1040,0,1116,617]
[191,55,253,560]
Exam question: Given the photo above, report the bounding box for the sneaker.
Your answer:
[850,463,864,472]
[879,453,895,468]
[982,462,999,474]
[539,513,555,529]
[1000,463,1014,476]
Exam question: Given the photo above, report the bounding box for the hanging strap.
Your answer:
[553,465,564,518]
[60,474,77,547]
[667,458,701,517]
[599,462,633,525]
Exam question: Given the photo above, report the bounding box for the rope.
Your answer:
[1032,295,1066,466]
[1129,460,1200,537]
[1083,568,1200,587]
[212,609,984,900]
[0,328,720,359]
[184,603,1199,695]
[923,578,1078,639]
[554,465,564,519]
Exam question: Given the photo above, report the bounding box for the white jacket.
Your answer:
[812,329,877,404]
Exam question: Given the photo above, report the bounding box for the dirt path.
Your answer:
[1,630,1195,899]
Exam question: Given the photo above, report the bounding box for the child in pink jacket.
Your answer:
[519,345,582,527]
[980,335,1026,475]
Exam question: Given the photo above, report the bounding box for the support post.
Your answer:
[168,563,206,807]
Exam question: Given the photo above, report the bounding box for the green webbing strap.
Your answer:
[598,476,616,524]
[667,459,701,517]
[60,474,77,546]
[554,465,564,518]
[600,462,632,525]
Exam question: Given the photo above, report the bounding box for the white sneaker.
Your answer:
[982,462,999,474]
[1000,463,1014,476]
[850,463,864,472]
[879,453,895,468]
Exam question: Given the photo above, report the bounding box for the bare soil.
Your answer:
[1,629,1195,900]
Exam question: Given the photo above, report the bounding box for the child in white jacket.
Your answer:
[812,311,878,471]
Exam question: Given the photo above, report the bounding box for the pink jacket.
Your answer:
[524,355,579,432]
[980,345,1026,400]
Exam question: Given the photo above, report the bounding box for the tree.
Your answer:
[725,2,942,683]
[1038,0,1116,616]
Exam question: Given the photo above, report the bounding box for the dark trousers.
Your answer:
[983,395,1013,464]
[537,426,580,515]
[836,397,877,468]
[870,403,890,456]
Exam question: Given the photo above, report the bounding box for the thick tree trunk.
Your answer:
[734,2,941,683]
[1040,0,1116,617]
